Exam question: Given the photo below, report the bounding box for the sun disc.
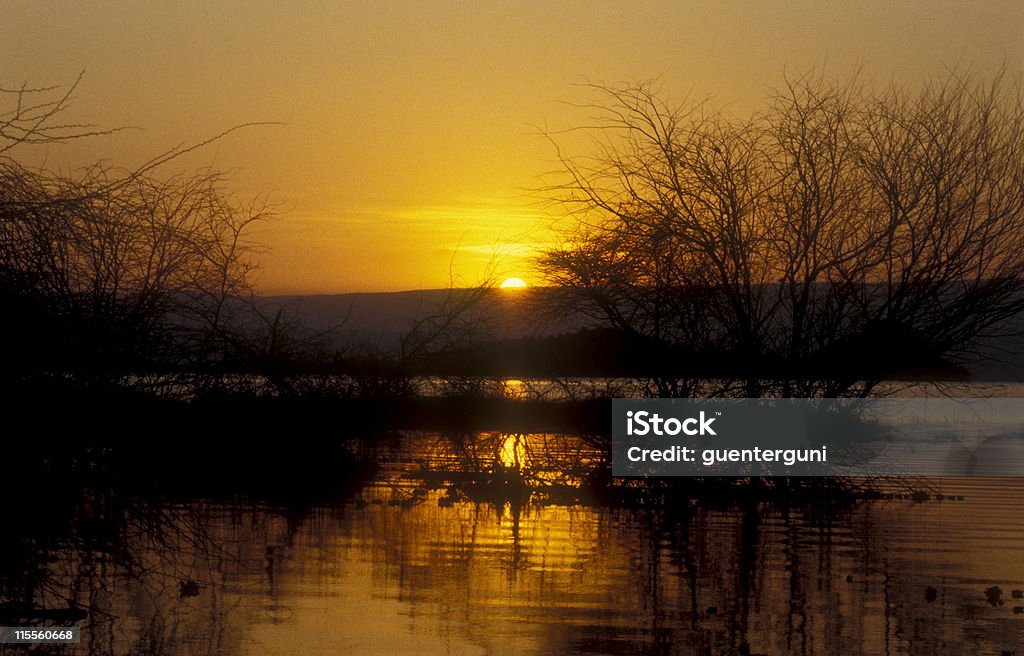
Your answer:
[500,277,528,289]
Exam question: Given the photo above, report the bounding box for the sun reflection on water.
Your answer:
[14,430,1024,655]
[498,433,527,469]
[500,378,528,400]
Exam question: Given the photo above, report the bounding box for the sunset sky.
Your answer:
[2,1,1022,293]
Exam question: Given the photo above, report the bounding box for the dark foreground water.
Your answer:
[4,431,1024,656]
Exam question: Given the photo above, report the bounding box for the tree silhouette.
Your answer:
[538,71,1024,397]
[0,75,273,381]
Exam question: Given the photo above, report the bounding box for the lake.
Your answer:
[5,425,1023,656]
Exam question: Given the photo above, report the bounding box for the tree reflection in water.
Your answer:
[2,433,1022,655]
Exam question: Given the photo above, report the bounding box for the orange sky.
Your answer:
[2,1,1022,293]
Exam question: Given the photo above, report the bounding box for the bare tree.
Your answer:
[538,71,1024,397]
[0,74,275,380]
[0,72,121,155]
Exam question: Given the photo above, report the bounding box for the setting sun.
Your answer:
[500,277,528,290]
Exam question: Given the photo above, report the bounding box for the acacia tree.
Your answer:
[0,75,273,380]
[538,72,1024,397]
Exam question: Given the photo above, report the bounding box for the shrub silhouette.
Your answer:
[539,71,1024,397]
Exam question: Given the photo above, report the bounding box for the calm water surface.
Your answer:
[8,429,1022,656]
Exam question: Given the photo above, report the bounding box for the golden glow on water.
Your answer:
[24,432,1024,655]
[93,477,1024,655]
[498,433,527,469]
[500,378,528,400]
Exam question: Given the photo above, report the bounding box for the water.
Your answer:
[5,427,1023,656]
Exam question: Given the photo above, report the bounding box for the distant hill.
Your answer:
[254,288,1024,381]
[257,288,595,352]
